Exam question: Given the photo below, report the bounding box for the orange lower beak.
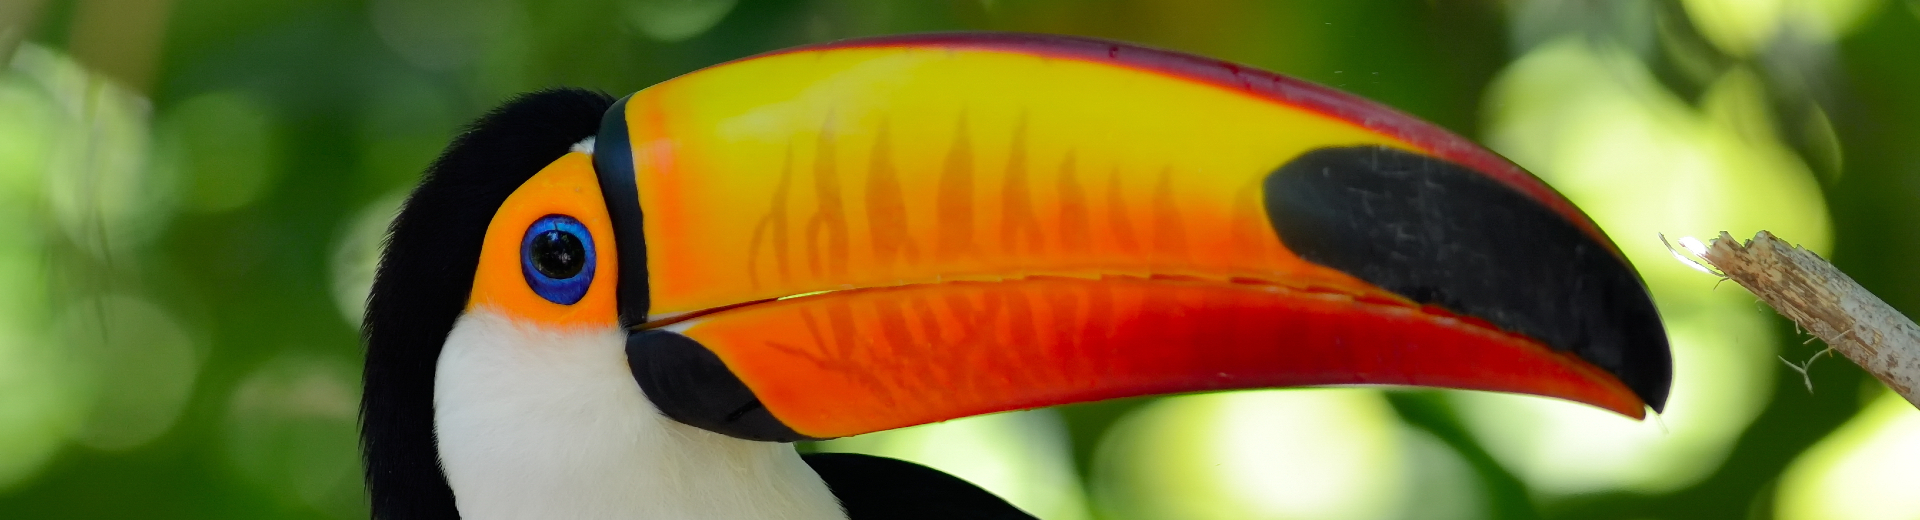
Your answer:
[646,275,1642,440]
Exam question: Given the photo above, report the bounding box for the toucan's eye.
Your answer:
[521,215,596,305]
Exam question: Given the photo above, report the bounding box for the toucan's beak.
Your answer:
[592,33,1670,442]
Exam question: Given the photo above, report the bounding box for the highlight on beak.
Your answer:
[589,33,1670,442]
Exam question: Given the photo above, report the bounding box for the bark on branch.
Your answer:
[1671,231,1920,408]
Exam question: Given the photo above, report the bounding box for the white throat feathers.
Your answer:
[433,309,847,520]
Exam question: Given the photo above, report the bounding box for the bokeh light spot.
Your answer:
[12,43,173,259]
[1677,0,1881,54]
[1454,305,1774,494]
[225,354,365,519]
[1092,389,1413,520]
[1792,0,1889,38]
[330,191,406,326]
[370,0,515,70]
[0,70,61,195]
[1396,424,1487,520]
[0,262,74,490]
[0,331,79,491]
[1474,36,1829,496]
[161,90,282,213]
[64,295,202,452]
[0,42,84,491]
[624,0,738,42]
[1680,0,1789,55]
[1776,390,1920,520]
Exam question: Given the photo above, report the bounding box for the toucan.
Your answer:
[361,32,1670,520]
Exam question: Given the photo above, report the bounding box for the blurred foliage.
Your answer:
[2,0,1918,519]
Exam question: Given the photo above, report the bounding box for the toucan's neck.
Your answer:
[432,309,847,520]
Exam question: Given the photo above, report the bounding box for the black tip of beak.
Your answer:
[1264,146,1672,411]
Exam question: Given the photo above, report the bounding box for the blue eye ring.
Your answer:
[520,214,597,305]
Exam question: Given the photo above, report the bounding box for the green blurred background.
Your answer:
[3,0,1918,519]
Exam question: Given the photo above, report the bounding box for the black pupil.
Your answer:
[530,229,586,279]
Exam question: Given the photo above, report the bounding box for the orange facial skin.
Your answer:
[469,152,620,328]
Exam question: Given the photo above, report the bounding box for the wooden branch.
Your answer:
[1671,231,1920,408]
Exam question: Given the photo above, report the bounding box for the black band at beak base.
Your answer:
[594,94,653,328]
[626,330,819,442]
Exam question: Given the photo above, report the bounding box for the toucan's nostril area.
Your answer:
[625,329,818,442]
